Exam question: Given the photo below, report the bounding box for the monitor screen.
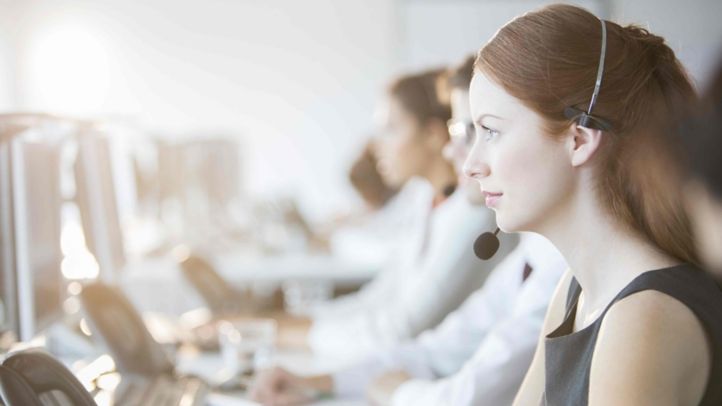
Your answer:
[0,138,20,339]
[156,139,241,230]
[192,139,241,209]
[74,133,126,280]
[157,141,186,207]
[10,135,64,340]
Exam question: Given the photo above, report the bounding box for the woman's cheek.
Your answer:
[496,143,551,215]
[495,143,536,191]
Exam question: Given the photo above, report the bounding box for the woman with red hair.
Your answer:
[464,4,722,405]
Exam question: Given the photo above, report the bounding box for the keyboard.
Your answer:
[114,374,208,406]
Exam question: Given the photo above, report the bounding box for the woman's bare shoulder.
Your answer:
[589,290,711,405]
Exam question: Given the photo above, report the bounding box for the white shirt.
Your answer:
[308,180,516,359]
[327,177,432,274]
[332,233,567,405]
[311,178,433,319]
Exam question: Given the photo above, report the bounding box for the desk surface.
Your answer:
[211,252,379,284]
[176,347,364,406]
[119,252,379,315]
[74,349,363,406]
[206,393,363,406]
[122,251,379,284]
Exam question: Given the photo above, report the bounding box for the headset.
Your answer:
[563,19,613,132]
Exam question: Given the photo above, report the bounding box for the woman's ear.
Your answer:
[567,124,604,167]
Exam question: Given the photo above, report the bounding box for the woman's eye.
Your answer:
[480,125,499,141]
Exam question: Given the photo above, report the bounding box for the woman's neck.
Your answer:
[541,191,678,313]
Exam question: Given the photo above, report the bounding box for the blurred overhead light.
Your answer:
[25,22,111,115]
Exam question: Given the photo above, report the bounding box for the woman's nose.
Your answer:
[463,140,490,180]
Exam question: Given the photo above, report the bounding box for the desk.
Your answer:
[74,349,363,406]
[205,393,363,406]
[206,394,363,406]
[211,252,379,286]
[119,252,379,316]
[175,348,363,406]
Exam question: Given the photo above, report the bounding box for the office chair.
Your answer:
[0,367,42,406]
[79,282,175,376]
[79,283,209,405]
[179,254,246,316]
[0,350,97,406]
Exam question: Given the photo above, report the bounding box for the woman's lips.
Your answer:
[483,191,503,208]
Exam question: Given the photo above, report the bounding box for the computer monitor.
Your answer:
[8,132,65,341]
[74,132,126,282]
[156,141,186,208]
[193,138,241,210]
[154,139,241,241]
[0,133,20,340]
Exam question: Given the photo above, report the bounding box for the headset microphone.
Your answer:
[442,184,457,198]
[474,227,500,260]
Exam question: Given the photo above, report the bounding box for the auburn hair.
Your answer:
[477,4,699,264]
[448,54,476,91]
[348,140,398,208]
[436,54,476,106]
[388,69,452,126]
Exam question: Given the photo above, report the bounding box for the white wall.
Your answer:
[397,0,607,71]
[0,0,19,111]
[9,0,399,218]
[398,0,722,87]
[610,0,722,87]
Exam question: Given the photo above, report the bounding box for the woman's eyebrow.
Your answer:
[474,113,504,125]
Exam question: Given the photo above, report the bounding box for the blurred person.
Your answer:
[257,142,400,254]
[308,138,406,262]
[671,58,722,277]
[250,56,567,406]
[270,69,515,359]
[451,5,722,405]
[439,56,485,206]
[297,68,513,357]
[348,139,398,210]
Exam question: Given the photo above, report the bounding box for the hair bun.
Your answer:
[621,24,675,64]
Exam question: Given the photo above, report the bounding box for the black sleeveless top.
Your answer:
[543,264,722,405]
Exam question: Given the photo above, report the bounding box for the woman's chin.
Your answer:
[495,211,527,234]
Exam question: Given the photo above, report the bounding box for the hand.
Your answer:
[249,367,312,406]
[249,367,332,406]
[366,370,412,406]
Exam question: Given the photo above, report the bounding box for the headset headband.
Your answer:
[564,19,613,131]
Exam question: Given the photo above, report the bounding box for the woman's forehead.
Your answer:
[469,73,529,122]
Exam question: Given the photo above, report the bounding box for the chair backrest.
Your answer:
[0,350,96,406]
[179,255,242,315]
[79,282,175,376]
[0,366,44,406]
